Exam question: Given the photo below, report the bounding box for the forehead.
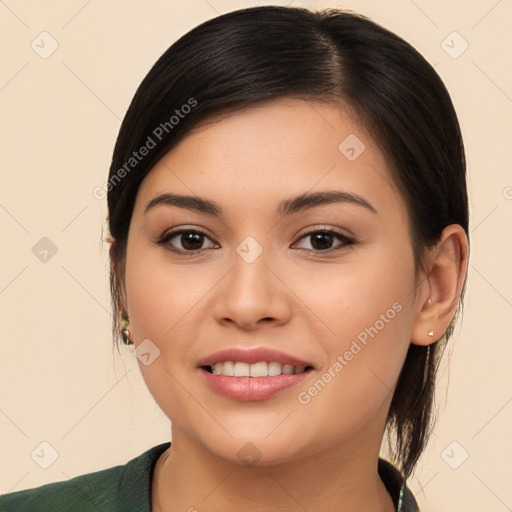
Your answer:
[135,98,406,221]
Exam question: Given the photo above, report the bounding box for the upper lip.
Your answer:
[197,347,313,368]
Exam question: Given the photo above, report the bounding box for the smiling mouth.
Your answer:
[202,361,314,377]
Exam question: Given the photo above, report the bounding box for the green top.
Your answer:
[1,442,419,511]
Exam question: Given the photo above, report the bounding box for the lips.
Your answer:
[197,347,314,401]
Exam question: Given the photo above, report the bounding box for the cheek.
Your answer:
[292,240,415,341]
[124,239,216,342]
[292,244,415,414]
[122,243,209,427]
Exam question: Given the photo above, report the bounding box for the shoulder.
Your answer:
[378,458,420,512]
[0,442,170,512]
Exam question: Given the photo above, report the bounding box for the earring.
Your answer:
[121,313,133,345]
[427,298,434,338]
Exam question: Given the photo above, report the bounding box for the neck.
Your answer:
[152,431,396,512]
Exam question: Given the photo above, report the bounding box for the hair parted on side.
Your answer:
[106,6,469,481]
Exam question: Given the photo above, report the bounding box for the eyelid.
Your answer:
[157,224,216,241]
[295,225,353,240]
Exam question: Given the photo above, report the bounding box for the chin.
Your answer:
[192,428,314,469]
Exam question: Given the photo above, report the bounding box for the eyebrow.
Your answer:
[144,190,377,217]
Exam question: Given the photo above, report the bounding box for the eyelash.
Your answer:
[155,227,356,256]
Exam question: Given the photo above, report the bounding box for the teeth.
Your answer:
[223,361,235,376]
[250,361,268,377]
[268,361,282,376]
[234,362,250,377]
[210,361,309,377]
[282,364,294,374]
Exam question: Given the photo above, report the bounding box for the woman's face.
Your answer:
[123,98,425,465]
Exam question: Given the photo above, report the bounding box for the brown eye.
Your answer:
[158,229,217,253]
[294,229,355,252]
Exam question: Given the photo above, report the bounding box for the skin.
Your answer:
[112,98,468,511]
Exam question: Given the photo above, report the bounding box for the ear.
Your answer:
[108,238,116,264]
[411,224,469,346]
[109,237,128,315]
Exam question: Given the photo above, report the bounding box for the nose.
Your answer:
[212,249,292,331]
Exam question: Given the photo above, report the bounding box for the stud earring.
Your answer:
[121,313,133,345]
[428,330,434,337]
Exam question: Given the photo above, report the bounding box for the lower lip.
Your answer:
[200,368,311,401]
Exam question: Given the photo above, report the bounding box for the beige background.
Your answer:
[0,1,511,510]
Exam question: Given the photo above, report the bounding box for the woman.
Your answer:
[1,5,469,511]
